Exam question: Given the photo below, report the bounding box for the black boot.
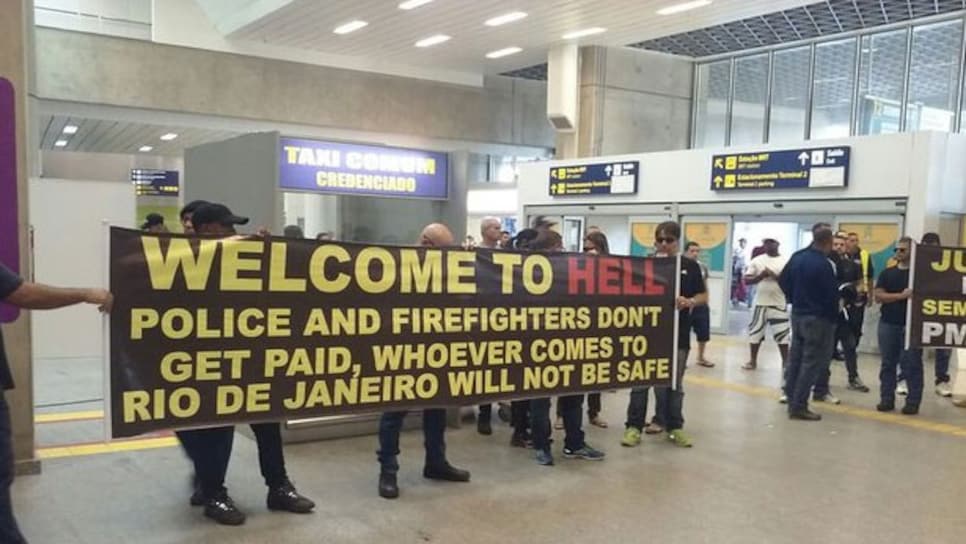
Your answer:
[379,472,399,499]
[204,492,246,526]
[423,462,470,482]
[267,479,315,513]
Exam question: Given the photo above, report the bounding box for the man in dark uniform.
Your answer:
[377,223,471,499]
[0,263,111,543]
[182,203,315,525]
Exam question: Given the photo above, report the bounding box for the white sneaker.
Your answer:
[815,393,841,405]
[936,382,953,397]
[897,382,909,396]
[778,393,788,404]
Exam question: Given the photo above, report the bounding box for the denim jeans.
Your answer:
[785,315,836,413]
[530,395,584,452]
[626,349,688,430]
[935,349,952,385]
[0,394,26,544]
[377,409,447,474]
[879,322,924,407]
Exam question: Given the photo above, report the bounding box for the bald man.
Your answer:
[377,223,470,499]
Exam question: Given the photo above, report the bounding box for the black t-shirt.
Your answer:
[0,263,24,390]
[678,256,707,350]
[876,266,910,326]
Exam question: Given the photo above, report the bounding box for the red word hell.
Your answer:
[566,257,666,296]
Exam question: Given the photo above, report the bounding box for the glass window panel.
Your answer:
[694,60,731,148]
[856,30,908,135]
[810,38,857,140]
[907,21,962,132]
[769,46,810,143]
[730,54,769,145]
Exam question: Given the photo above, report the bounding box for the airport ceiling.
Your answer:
[38,115,242,155]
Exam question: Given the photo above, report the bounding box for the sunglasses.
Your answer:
[656,237,677,244]
[894,247,908,253]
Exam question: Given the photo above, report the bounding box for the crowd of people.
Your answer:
[1,209,961,539]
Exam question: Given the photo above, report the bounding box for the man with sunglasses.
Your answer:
[875,237,921,415]
[623,222,707,448]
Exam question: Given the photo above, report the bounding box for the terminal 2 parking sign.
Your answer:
[710,146,850,191]
[549,161,639,196]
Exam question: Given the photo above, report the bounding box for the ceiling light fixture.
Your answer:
[54,139,68,147]
[160,133,178,141]
[333,20,368,34]
[562,27,606,40]
[139,145,153,152]
[415,34,451,47]
[399,0,433,10]
[62,125,78,134]
[485,12,527,27]
[486,47,523,59]
[657,0,712,16]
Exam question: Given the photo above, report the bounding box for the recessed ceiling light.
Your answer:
[334,20,368,34]
[562,27,606,40]
[399,0,433,10]
[62,125,78,134]
[485,12,527,27]
[486,47,523,59]
[415,34,451,47]
[657,0,712,16]
[139,145,153,152]
[54,139,68,147]
[160,133,178,141]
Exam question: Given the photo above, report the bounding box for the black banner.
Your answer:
[909,244,966,348]
[109,228,678,438]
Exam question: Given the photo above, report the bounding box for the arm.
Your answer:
[874,287,911,305]
[5,282,112,312]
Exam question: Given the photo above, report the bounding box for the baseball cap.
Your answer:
[190,203,249,228]
[921,232,941,245]
[141,213,164,230]
[762,237,779,244]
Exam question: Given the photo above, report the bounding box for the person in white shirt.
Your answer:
[742,238,790,372]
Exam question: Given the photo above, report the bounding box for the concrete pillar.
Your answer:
[0,0,39,474]
[571,46,694,157]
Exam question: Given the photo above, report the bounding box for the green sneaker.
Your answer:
[667,429,693,448]
[621,427,642,447]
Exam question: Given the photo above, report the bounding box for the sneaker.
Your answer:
[535,449,554,466]
[848,378,870,393]
[267,480,315,513]
[644,422,664,435]
[936,382,953,397]
[562,444,605,461]
[813,393,841,405]
[788,410,822,421]
[667,429,693,448]
[621,427,642,447]
[897,382,908,396]
[778,393,788,404]
[204,493,246,526]
[901,404,919,415]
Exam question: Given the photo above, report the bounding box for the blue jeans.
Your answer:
[785,315,836,413]
[530,395,584,452]
[377,409,446,474]
[626,349,688,430]
[0,394,26,543]
[879,322,923,407]
[936,349,952,385]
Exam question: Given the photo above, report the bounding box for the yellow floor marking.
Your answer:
[36,436,178,460]
[686,374,966,437]
[35,410,104,424]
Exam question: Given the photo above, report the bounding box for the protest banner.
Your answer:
[908,244,966,349]
[109,228,679,438]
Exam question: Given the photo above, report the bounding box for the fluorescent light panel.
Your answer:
[415,34,451,47]
[139,145,153,152]
[54,139,68,147]
[562,27,606,39]
[399,0,433,10]
[62,125,78,134]
[333,20,368,34]
[485,12,527,26]
[657,0,712,16]
[160,133,178,141]
[486,47,522,59]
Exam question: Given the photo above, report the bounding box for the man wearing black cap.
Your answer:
[179,200,209,234]
[181,202,315,525]
[0,263,111,543]
[140,213,168,233]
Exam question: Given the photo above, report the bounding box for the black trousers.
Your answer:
[587,393,602,418]
[178,422,289,499]
[0,395,26,544]
[510,400,530,436]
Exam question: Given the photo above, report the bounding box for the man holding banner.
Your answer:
[875,237,920,415]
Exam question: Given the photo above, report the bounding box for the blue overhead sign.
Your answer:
[710,146,850,191]
[131,169,179,197]
[549,161,639,196]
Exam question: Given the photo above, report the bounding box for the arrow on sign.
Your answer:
[550,169,558,179]
[713,176,723,188]
[714,158,723,168]
[604,165,613,176]
[797,152,809,166]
